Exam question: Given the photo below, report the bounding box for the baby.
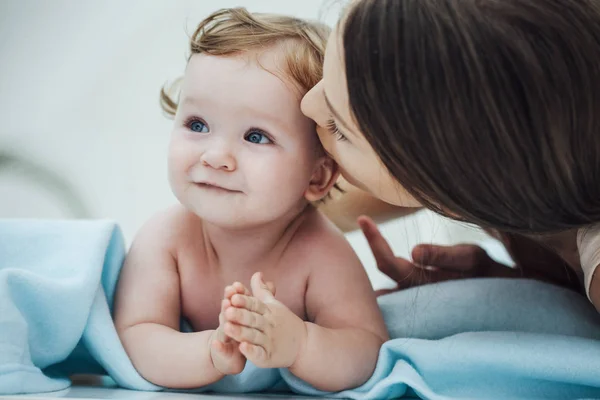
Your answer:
[113,8,388,392]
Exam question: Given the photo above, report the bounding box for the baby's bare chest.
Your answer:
[176,250,310,332]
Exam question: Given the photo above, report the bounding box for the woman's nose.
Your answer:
[301,79,323,121]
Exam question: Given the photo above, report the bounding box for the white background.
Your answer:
[0,0,494,290]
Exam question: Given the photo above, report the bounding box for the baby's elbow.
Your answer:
[368,324,389,349]
[328,331,385,392]
[311,380,353,393]
[117,325,163,385]
[357,331,387,384]
[377,329,389,343]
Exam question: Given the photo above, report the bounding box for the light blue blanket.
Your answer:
[2,219,600,399]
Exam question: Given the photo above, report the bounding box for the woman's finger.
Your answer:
[398,265,473,290]
[374,286,399,296]
[384,258,427,288]
[358,216,395,264]
[392,264,436,289]
[358,216,411,279]
[412,244,496,274]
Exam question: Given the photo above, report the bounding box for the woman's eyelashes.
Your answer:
[326,119,348,142]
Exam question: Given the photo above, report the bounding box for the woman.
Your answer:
[302,0,599,300]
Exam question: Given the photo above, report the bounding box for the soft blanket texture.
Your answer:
[2,219,600,399]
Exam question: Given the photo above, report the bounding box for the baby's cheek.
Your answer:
[259,170,301,208]
[167,148,193,197]
[166,156,184,186]
[168,137,190,161]
[168,138,198,175]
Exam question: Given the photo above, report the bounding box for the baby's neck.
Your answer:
[202,206,311,272]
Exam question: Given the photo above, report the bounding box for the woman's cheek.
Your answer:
[315,125,333,149]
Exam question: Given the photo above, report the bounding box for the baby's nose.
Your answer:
[200,148,236,171]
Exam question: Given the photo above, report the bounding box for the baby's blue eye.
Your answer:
[245,131,271,144]
[189,120,209,133]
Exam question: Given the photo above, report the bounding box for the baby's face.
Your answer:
[168,51,323,228]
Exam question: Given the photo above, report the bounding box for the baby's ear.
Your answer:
[305,156,340,202]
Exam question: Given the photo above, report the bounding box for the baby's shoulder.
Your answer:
[132,205,204,252]
[288,207,359,267]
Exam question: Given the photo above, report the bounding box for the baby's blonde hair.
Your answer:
[160,7,330,116]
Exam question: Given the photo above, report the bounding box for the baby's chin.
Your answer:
[182,200,273,230]
[171,182,312,228]
[187,199,312,231]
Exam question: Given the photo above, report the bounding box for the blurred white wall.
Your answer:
[0,0,342,231]
[0,0,496,289]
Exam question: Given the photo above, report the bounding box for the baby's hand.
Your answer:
[223,272,307,369]
[210,282,249,375]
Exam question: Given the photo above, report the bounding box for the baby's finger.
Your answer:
[239,342,268,366]
[232,281,250,295]
[212,339,227,353]
[221,299,231,313]
[231,294,268,315]
[266,281,276,296]
[225,323,267,346]
[215,323,229,343]
[219,299,230,326]
[224,285,237,300]
[225,307,267,331]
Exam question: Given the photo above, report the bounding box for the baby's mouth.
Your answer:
[194,182,243,194]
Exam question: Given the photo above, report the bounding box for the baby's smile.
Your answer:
[194,181,243,194]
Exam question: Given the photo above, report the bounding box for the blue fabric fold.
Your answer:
[2,219,600,399]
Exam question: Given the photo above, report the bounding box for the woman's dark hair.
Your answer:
[343,0,600,234]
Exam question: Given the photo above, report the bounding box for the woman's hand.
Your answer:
[358,216,517,295]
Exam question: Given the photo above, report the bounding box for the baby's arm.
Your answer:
[113,210,228,388]
[224,224,388,392]
[289,231,388,391]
